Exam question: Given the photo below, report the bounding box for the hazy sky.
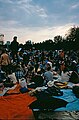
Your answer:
[0,0,79,44]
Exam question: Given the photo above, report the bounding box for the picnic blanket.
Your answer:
[0,84,36,120]
[54,89,79,111]
[32,88,79,119]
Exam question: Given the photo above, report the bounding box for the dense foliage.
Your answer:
[2,26,79,51]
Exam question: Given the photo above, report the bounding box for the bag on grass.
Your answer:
[72,86,79,98]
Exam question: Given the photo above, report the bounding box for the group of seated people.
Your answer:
[0,48,79,96]
[0,57,79,95]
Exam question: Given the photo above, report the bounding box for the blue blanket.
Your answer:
[54,89,79,111]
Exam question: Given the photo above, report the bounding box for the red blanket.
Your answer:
[0,85,36,120]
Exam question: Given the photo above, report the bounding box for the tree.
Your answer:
[54,35,63,44]
[65,26,79,50]
[24,40,32,50]
[54,35,63,50]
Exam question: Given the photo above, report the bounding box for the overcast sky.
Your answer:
[0,0,79,44]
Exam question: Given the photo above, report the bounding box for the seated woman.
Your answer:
[44,63,53,85]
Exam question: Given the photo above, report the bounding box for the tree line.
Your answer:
[4,26,79,51]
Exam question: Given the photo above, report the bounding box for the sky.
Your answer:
[0,0,79,44]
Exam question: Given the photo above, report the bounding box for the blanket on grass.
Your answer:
[0,84,36,120]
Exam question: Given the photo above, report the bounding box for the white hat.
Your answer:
[47,61,52,68]
[72,60,77,64]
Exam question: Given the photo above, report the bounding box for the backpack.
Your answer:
[69,71,79,84]
[45,86,63,96]
[72,86,79,98]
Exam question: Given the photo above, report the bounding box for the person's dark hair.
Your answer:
[13,36,17,41]
[47,66,51,71]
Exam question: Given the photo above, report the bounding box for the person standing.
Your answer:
[10,36,19,63]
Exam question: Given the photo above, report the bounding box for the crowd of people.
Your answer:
[0,36,79,90]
